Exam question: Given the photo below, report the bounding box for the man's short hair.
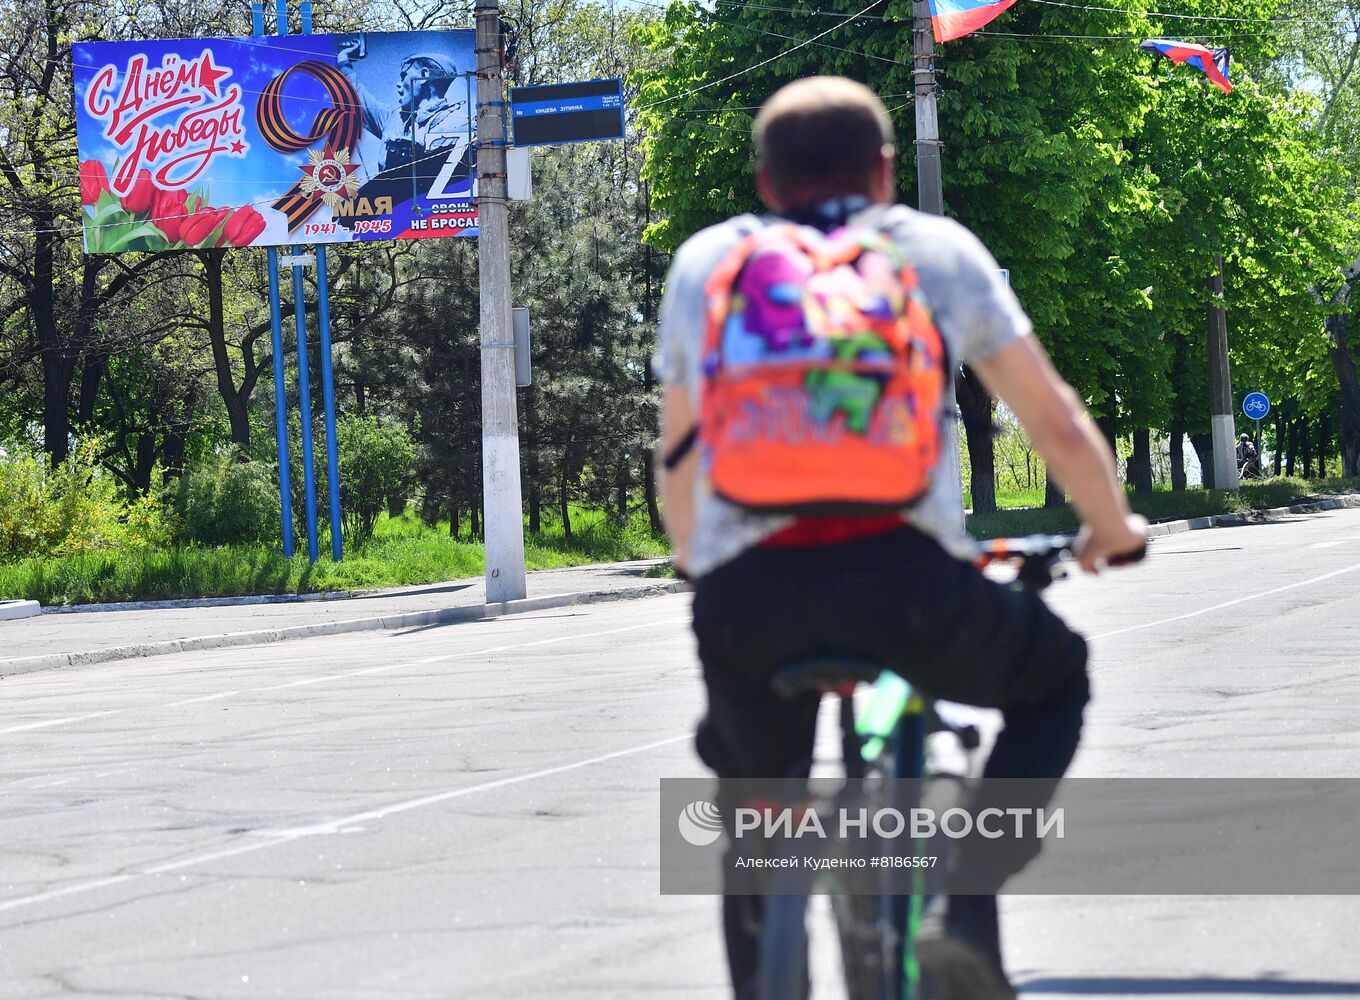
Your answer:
[753,77,895,206]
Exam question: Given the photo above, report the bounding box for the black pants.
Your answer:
[691,525,1090,997]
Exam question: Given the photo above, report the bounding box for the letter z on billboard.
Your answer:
[74,30,477,252]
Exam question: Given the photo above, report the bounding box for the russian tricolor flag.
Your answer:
[928,0,1019,42]
[1139,39,1233,94]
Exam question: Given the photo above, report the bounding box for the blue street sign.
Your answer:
[511,78,625,147]
[1242,392,1271,420]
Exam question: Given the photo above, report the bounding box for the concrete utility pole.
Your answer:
[475,0,528,601]
[913,0,944,217]
[1207,254,1239,492]
[913,0,964,529]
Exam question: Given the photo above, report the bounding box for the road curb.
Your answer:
[0,580,689,679]
[1145,494,1360,538]
[0,600,41,622]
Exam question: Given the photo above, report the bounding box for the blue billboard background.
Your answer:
[73,30,477,252]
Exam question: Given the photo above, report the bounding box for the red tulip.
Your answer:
[120,169,155,215]
[218,206,266,247]
[149,187,189,244]
[181,206,231,248]
[79,160,110,206]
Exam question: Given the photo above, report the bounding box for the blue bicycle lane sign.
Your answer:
[1242,392,1271,420]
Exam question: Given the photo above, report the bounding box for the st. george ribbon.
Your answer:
[255,62,362,231]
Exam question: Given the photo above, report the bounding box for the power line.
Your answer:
[636,0,887,110]
[628,0,917,67]
[1025,0,1337,25]
[709,0,1342,27]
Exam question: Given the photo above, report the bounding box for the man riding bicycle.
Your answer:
[1237,433,1261,479]
[654,77,1147,1000]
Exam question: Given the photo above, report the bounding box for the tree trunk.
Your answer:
[1044,473,1065,508]
[1129,429,1154,494]
[1286,417,1297,477]
[1318,420,1332,479]
[616,463,629,524]
[524,386,541,533]
[34,213,72,463]
[202,250,251,449]
[1169,424,1187,491]
[956,366,996,514]
[1301,418,1314,479]
[1273,409,1284,476]
[161,387,196,483]
[1324,289,1360,477]
[74,259,106,424]
[559,474,572,540]
[469,500,480,539]
[1191,433,1215,490]
[642,450,663,533]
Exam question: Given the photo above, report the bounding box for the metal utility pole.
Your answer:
[476,0,528,601]
[913,0,964,528]
[1207,254,1239,491]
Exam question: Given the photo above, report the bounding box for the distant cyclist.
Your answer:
[1237,433,1260,479]
[654,77,1147,1000]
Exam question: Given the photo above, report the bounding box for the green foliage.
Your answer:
[0,438,156,560]
[175,450,281,547]
[967,475,1360,538]
[0,508,670,606]
[332,414,418,546]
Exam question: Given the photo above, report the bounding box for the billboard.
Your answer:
[73,30,478,253]
[510,79,625,147]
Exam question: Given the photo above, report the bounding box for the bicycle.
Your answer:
[751,534,1113,1000]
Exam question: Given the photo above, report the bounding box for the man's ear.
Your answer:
[755,167,782,212]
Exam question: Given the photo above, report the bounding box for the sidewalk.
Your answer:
[0,559,684,677]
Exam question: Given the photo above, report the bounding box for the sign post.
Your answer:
[477,0,528,603]
[1243,391,1270,473]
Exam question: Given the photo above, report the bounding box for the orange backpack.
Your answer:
[698,223,948,514]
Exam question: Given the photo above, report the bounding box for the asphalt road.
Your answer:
[3,508,1360,999]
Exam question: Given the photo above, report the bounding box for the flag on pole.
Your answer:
[927,0,1020,42]
[1139,38,1232,93]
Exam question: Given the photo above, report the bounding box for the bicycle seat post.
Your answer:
[839,692,866,781]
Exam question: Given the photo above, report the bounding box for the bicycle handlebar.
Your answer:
[976,533,1146,590]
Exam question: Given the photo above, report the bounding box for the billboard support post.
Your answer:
[255,1,295,558]
[292,259,320,562]
[476,0,528,603]
[297,0,342,561]
[265,246,294,558]
[316,245,343,560]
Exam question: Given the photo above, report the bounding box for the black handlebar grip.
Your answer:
[1106,543,1147,567]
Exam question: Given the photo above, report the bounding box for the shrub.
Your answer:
[0,439,129,559]
[329,414,417,547]
[176,450,282,546]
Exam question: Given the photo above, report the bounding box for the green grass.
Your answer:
[0,508,669,606]
[967,476,1360,539]
[8,478,1355,605]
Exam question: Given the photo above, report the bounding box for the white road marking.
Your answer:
[0,615,689,737]
[1307,535,1360,549]
[0,710,121,736]
[0,733,691,916]
[1090,560,1360,641]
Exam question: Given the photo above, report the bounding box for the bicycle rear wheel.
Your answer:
[756,885,811,1000]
